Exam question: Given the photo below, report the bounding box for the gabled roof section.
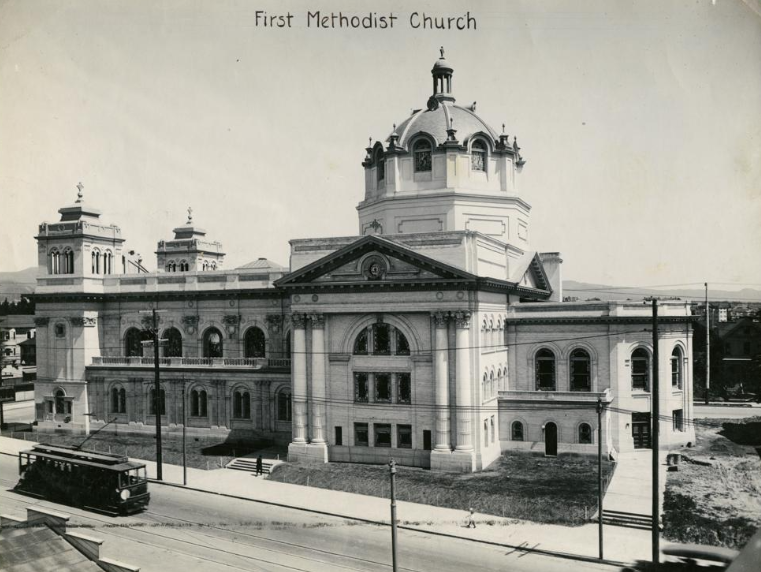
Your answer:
[275,234,478,287]
[508,252,552,294]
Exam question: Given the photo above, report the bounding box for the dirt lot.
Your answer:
[663,416,761,549]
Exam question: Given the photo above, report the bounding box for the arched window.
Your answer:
[233,390,251,419]
[55,389,66,414]
[203,328,224,358]
[671,347,683,389]
[511,421,524,441]
[413,139,432,172]
[191,388,208,417]
[535,349,556,391]
[211,261,217,270]
[489,371,495,399]
[471,140,487,172]
[179,260,188,272]
[166,261,177,272]
[482,372,489,399]
[149,388,166,416]
[63,249,74,274]
[111,387,126,413]
[377,154,385,183]
[92,250,101,274]
[579,423,593,444]
[570,349,591,392]
[49,250,60,274]
[352,323,410,356]
[104,251,112,274]
[631,348,650,391]
[124,328,150,357]
[277,389,292,422]
[163,327,183,357]
[244,327,266,358]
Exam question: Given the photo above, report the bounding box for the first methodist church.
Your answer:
[31,51,696,472]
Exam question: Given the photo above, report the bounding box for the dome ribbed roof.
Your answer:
[390,104,499,148]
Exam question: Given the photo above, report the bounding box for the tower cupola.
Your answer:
[156,207,225,272]
[428,47,455,108]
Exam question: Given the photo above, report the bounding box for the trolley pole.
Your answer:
[389,459,398,572]
[651,299,660,565]
[597,396,604,561]
[153,308,163,481]
[182,381,187,486]
[705,283,710,405]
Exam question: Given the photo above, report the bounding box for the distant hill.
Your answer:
[563,280,761,303]
[0,267,37,301]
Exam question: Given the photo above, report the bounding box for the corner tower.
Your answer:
[156,207,225,272]
[358,49,529,247]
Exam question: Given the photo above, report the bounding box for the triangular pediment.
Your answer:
[275,235,477,287]
[520,253,551,293]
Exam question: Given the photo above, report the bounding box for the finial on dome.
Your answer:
[76,182,84,203]
[440,46,445,59]
[470,101,477,112]
[369,137,372,147]
[187,206,193,224]
[502,123,505,134]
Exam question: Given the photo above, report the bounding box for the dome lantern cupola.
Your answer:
[428,47,455,109]
[156,207,225,273]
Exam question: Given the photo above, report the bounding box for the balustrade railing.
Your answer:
[91,356,290,369]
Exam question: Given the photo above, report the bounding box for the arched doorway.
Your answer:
[545,422,558,456]
[203,327,224,358]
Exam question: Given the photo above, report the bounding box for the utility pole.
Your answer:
[651,299,660,565]
[140,307,167,481]
[705,283,710,405]
[597,396,604,561]
[389,459,398,572]
[182,380,187,486]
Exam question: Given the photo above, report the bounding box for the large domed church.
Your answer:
[31,51,695,472]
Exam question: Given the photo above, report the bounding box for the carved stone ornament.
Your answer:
[431,311,449,328]
[310,314,325,329]
[34,317,50,326]
[453,311,472,329]
[265,314,283,333]
[291,313,306,329]
[70,317,85,327]
[361,255,388,281]
[82,317,97,327]
[222,315,241,326]
[181,315,199,334]
[140,315,156,329]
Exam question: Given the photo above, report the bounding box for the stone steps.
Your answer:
[225,457,280,475]
[599,509,659,531]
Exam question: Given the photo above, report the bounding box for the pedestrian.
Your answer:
[255,454,263,477]
[466,507,476,529]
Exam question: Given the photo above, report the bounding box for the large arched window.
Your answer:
[631,348,650,391]
[191,388,208,417]
[671,347,683,389]
[579,423,593,444]
[233,390,250,419]
[244,327,266,358]
[54,389,67,414]
[471,140,487,172]
[535,349,556,391]
[203,327,224,358]
[570,349,591,392]
[413,139,432,172]
[277,389,292,421]
[124,328,150,357]
[352,323,410,356]
[111,387,126,414]
[163,327,183,358]
[511,421,524,441]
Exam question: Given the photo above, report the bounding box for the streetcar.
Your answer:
[14,443,150,515]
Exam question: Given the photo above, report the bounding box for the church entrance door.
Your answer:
[632,413,651,449]
[544,422,558,456]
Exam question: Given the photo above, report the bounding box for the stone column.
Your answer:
[310,314,326,444]
[291,314,308,443]
[432,312,450,451]
[454,311,473,452]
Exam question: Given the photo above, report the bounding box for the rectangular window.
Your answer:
[397,425,412,448]
[374,423,392,447]
[397,372,411,404]
[375,373,391,402]
[354,372,369,403]
[354,423,369,446]
[673,409,684,432]
[335,426,343,446]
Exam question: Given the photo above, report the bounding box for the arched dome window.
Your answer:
[535,349,556,391]
[413,139,432,172]
[570,349,591,392]
[163,327,183,357]
[203,328,224,358]
[471,139,487,172]
[244,327,266,358]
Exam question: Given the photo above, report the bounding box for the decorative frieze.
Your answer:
[265,314,283,333]
[70,317,96,327]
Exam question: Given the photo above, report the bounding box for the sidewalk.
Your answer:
[604,450,669,518]
[0,435,661,566]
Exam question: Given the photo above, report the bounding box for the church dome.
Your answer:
[391,104,499,149]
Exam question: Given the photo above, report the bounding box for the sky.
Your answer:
[1,0,760,289]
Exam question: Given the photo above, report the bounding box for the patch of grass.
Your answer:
[269,453,614,526]
[18,431,271,470]
[663,416,761,549]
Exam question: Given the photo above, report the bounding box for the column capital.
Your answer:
[431,311,449,328]
[291,313,307,329]
[310,313,325,329]
[453,311,471,329]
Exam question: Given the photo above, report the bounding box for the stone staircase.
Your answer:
[599,509,659,531]
[225,457,282,476]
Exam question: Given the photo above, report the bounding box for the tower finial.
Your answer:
[76,182,84,203]
[440,46,445,59]
[187,206,193,224]
[502,123,505,134]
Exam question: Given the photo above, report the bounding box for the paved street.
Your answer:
[0,453,620,572]
[693,404,761,419]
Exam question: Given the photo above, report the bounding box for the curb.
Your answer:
[148,477,629,568]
